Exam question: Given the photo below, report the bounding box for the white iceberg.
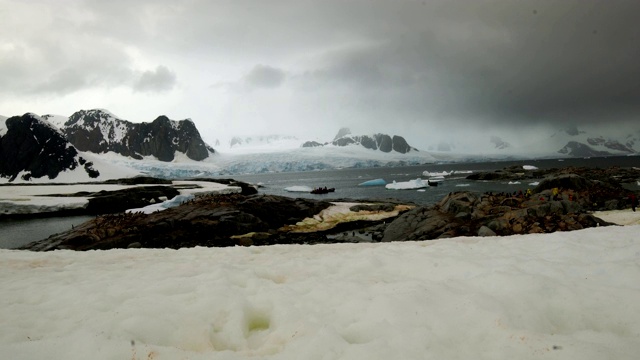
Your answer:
[523,165,538,170]
[422,170,450,177]
[385,178,427,190]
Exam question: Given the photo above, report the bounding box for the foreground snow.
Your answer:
[1,220,639,359]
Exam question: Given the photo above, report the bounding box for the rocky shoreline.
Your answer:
[17,166,640,251]
[0,177,258,219]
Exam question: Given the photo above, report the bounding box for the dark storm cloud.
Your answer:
[133,66,177,93]
[244,65,286,89]
[3,0,639,139]
[291,0,640,129]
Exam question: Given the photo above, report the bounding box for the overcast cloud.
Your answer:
[133,66,177,93]
[1,0,638,150]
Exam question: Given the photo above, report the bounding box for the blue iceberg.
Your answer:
[358,178,387,186]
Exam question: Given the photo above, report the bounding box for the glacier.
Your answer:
[96,145,438,179]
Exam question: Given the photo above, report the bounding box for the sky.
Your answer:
[1,0,639,150]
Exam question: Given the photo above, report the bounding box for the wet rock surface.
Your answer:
[1,177,258,220]
[382,166,638,242]
[21,194,334,251]
[467,165,640,185]
[18,166,640,251]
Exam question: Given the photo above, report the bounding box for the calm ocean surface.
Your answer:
[232,156,640,206]
[1,156,638,249]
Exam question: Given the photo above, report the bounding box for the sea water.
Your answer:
[0,215,94,249]
[1,156,638,248]
[232,156,640,205]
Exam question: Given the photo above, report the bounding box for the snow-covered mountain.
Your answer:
[425,127,638,159]
[512,126,639,158]
[0,113,138,182]
[222,135,303,153]
[302,128,418,154]
[56,109,215,162]
[41,114,69,130]
[0,115,8,137]
[4,108,637,183]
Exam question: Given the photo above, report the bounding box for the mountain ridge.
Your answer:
[62,109,215,161]
[0,113,100,182]
[301,128,418,154]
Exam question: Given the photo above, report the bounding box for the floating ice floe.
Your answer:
[508,181,521,185]
[284,185,313,192]
[523,165,538,170]
[358,178,387,186]
[422,170,450,177]
[422,170,473,178]
[529,181,540,186]
[456,184,470,187]
[385,178,427,190]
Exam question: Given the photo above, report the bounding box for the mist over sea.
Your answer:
[2,156,638,249]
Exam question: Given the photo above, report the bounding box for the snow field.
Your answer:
[1,224,639,359]
[0,181,241,216]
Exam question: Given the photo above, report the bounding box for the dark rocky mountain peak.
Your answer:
[558,141,611,157]
[334,133,417,153]
[0,113,99,181]
[64,109,214,162]
[303,131,417,154]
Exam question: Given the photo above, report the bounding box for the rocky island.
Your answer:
[15,165,639,251]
